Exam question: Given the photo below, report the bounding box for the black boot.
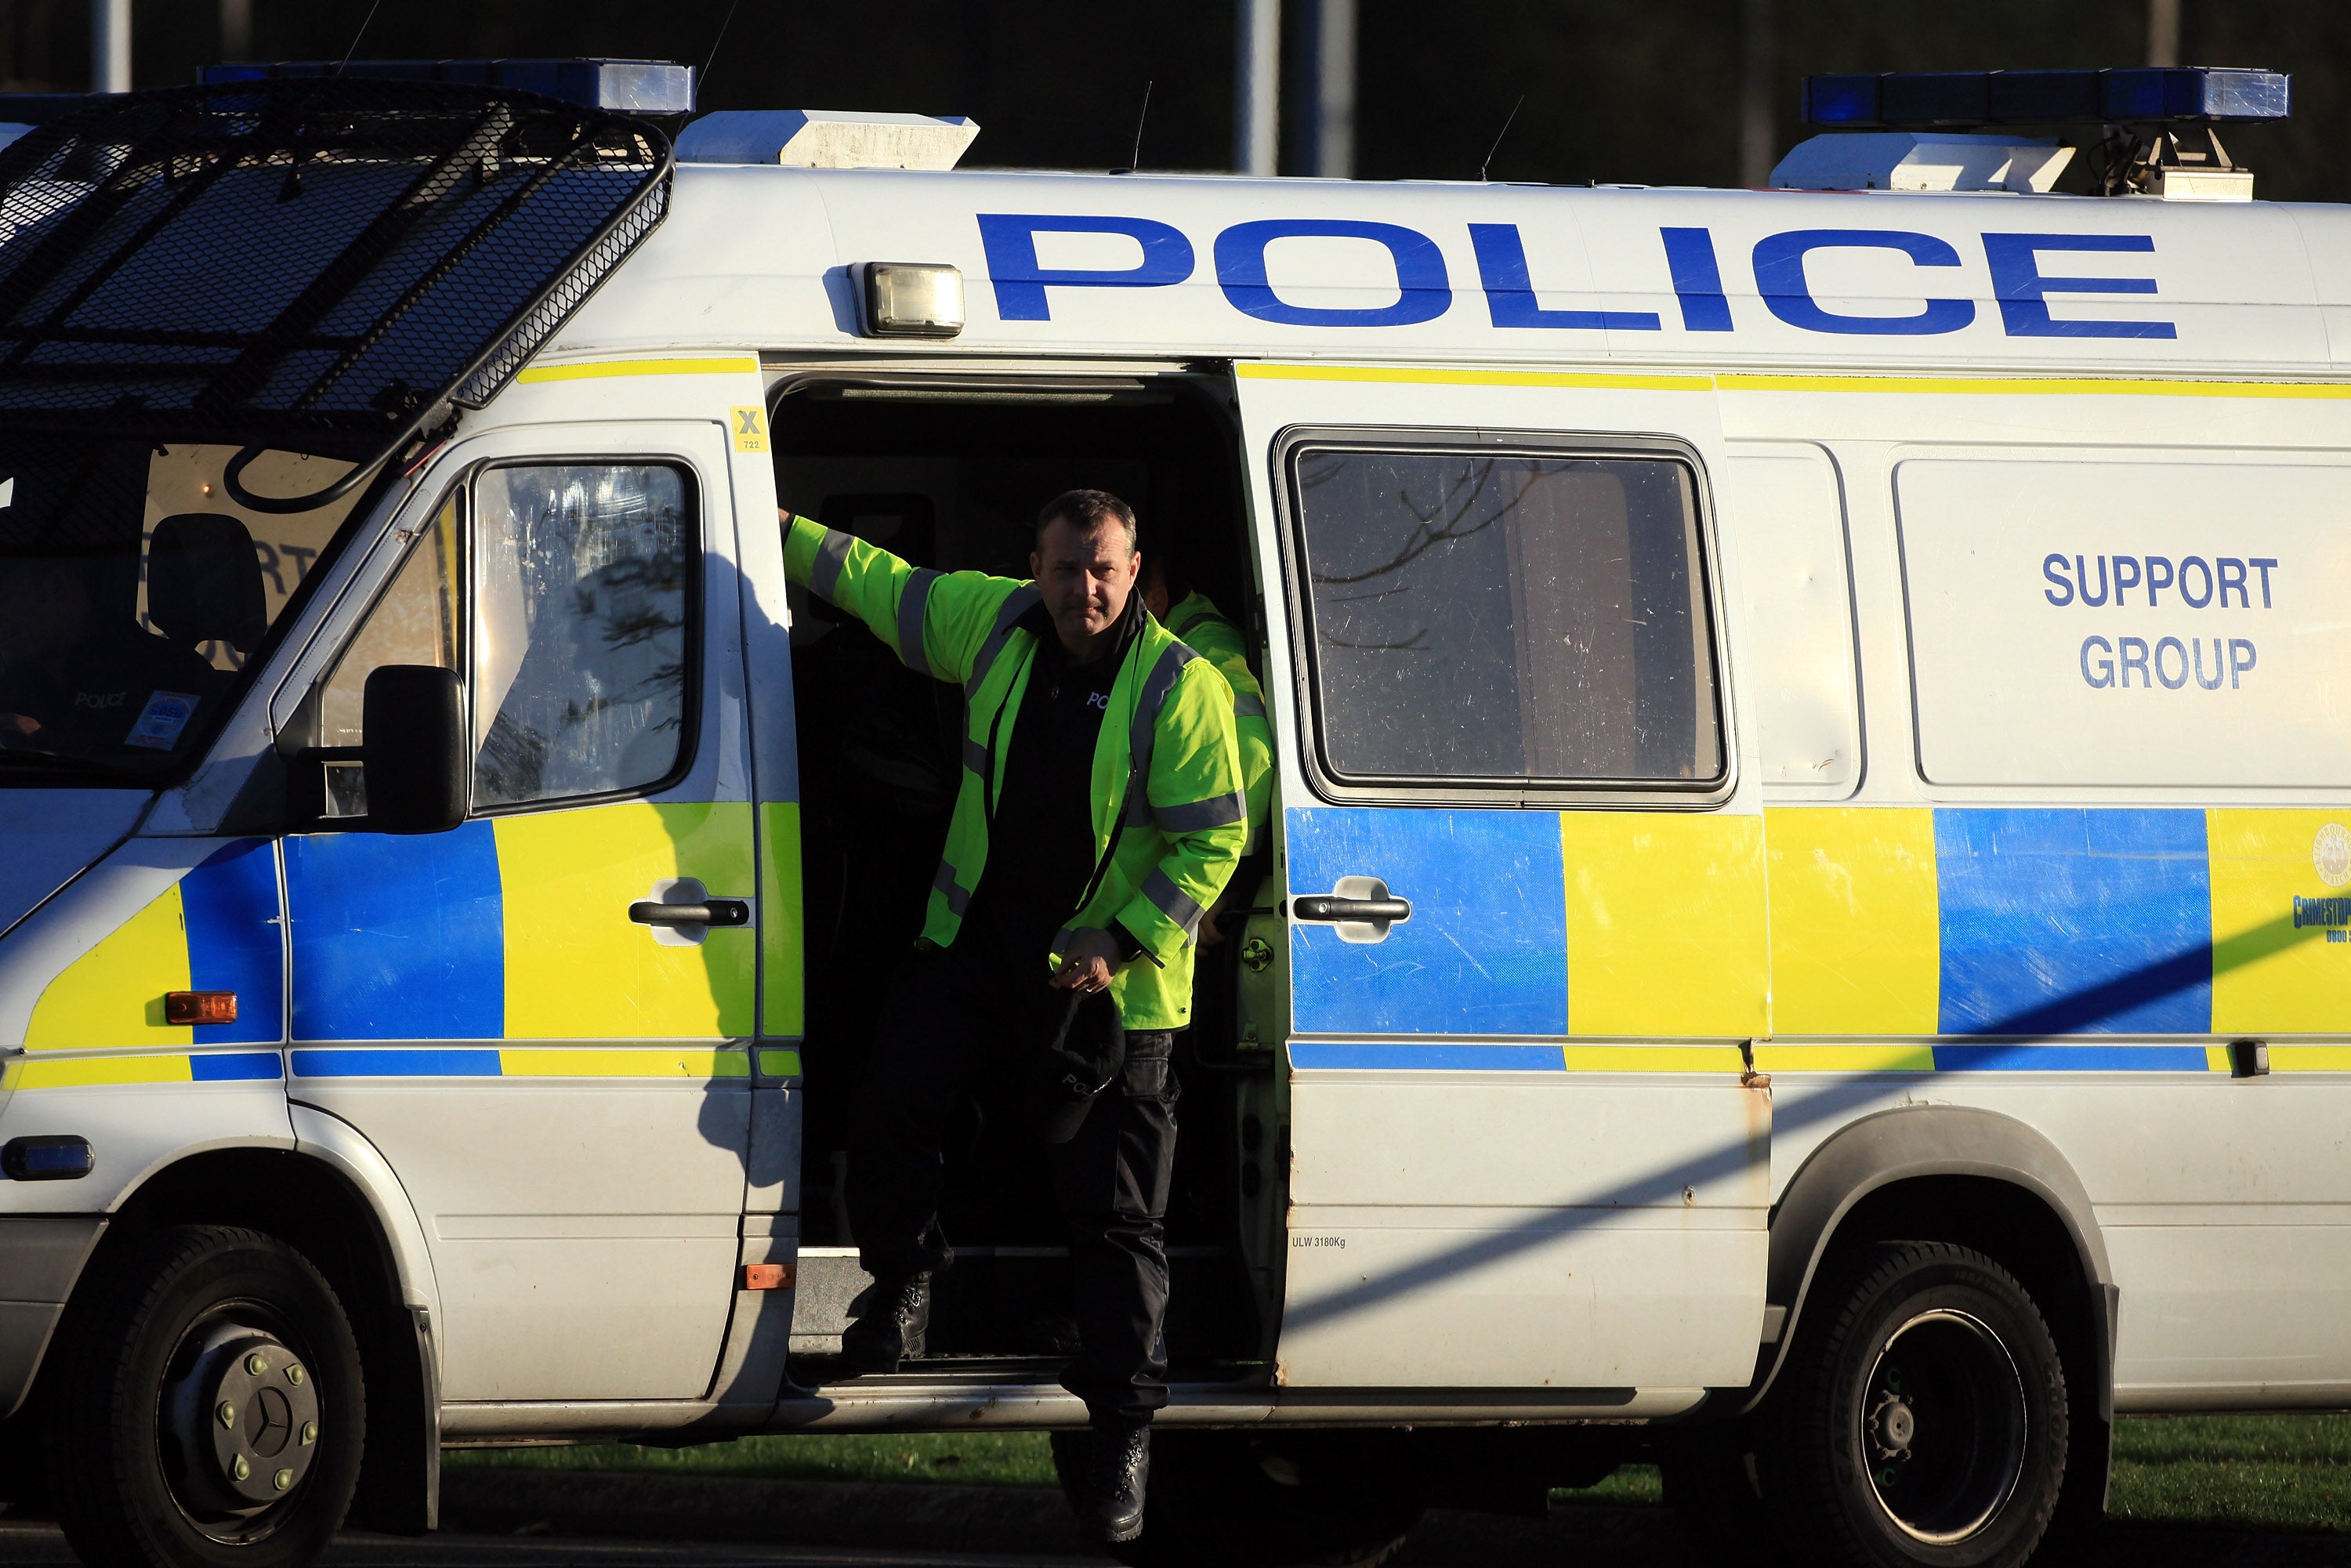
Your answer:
[839,1273,929,1374]
[1078,1424,1150,1544]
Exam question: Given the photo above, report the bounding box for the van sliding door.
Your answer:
[1234,363,1770,1397]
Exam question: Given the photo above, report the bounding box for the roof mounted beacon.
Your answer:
[1776,65,2290,201]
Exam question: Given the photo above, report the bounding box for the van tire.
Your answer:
[46,1225,366,1568]
[1762,1241,2066,1568]
[1051,1429,1422,1568]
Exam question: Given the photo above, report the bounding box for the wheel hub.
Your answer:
[163,1321,321,1518]
[1860,1308,2027,1546]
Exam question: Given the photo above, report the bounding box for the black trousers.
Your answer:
[848,936,1179,1426]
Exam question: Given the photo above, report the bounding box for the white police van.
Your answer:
[0,57,2343,1568]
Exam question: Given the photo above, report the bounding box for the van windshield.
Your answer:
[0,431,373,786]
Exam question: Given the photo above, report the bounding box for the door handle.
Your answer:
[1290,877,1409,943]
[629,900,750,927]
[1290,896,1411,924]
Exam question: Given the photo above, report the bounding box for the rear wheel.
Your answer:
[45,1225,365,1568]
[1052,1429,1423,1568]
[1762,1241,2066,1568]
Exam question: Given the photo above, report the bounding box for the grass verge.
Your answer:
[446,1414,2351,1532]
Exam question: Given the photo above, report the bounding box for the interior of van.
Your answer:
[770,370,1285,1386]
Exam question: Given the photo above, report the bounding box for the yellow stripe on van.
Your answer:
[759,1048,802,1078]
[496,1047,752,1078]
[1561,813,1768,1037]
[515,356,761,384]
[2208,809,2351,1035]
[1765,807,1940,1037]
[1560,1045,1748,1073]
[1236,362,1713,393]
[2269,1047,2351,1073]
[24,883,194,1050]
[9,1052,195,1088]
[1716,372,2351,400]
[496,802,757,1040]
[760,801,806,1038]
[1754,1043,1937,1073]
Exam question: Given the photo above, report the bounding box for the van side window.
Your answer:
[470,463,694,808]
[1290,444,1723,788]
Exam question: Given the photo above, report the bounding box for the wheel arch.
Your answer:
[1741,1104,2117,1427]
[49,1135,440,1533]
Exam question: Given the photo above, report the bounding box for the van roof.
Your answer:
[545,163,2351,380]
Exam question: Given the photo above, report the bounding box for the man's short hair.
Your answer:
[1034,489,1139,556]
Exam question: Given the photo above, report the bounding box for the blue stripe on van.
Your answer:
[180,838,285,1045]
[289,1048,504,1078]
[1934,808,2212,1037]
[1931,1043,2212,1072]
[190,1050,284,1081]
[284,823,504,1041]
[1287,806,1569,1037]
[1288,1041,1565,1071]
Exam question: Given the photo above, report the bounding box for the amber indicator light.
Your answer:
[165,991,238,1026]
[741,1263,793,1291]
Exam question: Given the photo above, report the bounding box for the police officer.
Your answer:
[780,490,1245,1544]
[1141,559,1271,865]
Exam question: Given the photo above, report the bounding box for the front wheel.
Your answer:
[45,1225,366,1568]
[1052,1429,1424,1568]
[1762,1241,2067,1568]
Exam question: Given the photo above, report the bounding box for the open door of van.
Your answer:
[1233,362,1773,1400]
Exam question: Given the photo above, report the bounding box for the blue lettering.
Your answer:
[2112,556,2143,605]
[2043,552,2074,606]
[1660,228,1733,332]
[2230,638,2258,686]
[976,214,1194,321]
[1751,229,1973,336]
[2251,557,2278,607]
[1981,233,2176,339]
[1469,224,1659,331]
[2081,635,2114,688]
[2193,637,2226,690]
[1215,219,1450,327]
[2077,554,2110,607]
[2179,556,2214,608]
[2119,636,2151,686]
[2217,557,2249,607]
[2145,555,2175,606]
[2154,636,2190,689]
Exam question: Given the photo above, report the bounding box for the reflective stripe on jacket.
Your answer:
[784,515,1246,1029]
[1166,591,1273,856]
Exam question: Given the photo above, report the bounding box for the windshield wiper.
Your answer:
[0,750,159,786]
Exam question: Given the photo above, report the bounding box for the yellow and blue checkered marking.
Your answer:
[1289,803,2351,1064]
[281,801,755,1041]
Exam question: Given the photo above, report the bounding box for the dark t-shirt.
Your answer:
[960,598,1141,970]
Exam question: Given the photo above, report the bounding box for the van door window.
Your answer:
[1290,444,1722,788]
[471,463,694,808]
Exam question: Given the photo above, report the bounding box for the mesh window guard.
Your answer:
[0,78,671,509]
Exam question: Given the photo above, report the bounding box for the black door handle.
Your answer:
[1291,896,1411,924]
[629,900,750,927]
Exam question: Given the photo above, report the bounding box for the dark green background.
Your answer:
[5,2,2346,199]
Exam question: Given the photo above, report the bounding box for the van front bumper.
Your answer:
[0,1216,105,1419]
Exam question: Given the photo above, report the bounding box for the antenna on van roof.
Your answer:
[1110,79,1152,174]
[700,0,744,106]
[1478,94,1524,182]
[331,0,385,78]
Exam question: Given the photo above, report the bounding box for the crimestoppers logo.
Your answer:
[2317,823,2351,890]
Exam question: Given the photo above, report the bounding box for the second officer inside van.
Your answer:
[781,490,1246,1544]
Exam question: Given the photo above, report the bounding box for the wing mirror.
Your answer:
[360,665,468,834]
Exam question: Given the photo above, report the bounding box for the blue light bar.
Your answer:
[1803,67,2289,129]
[197,60,695,115]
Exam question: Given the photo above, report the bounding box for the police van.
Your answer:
[0,58,2343,1568]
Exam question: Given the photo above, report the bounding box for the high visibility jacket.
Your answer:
[1165,591,1273,856]
[784,516,1247,1030]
